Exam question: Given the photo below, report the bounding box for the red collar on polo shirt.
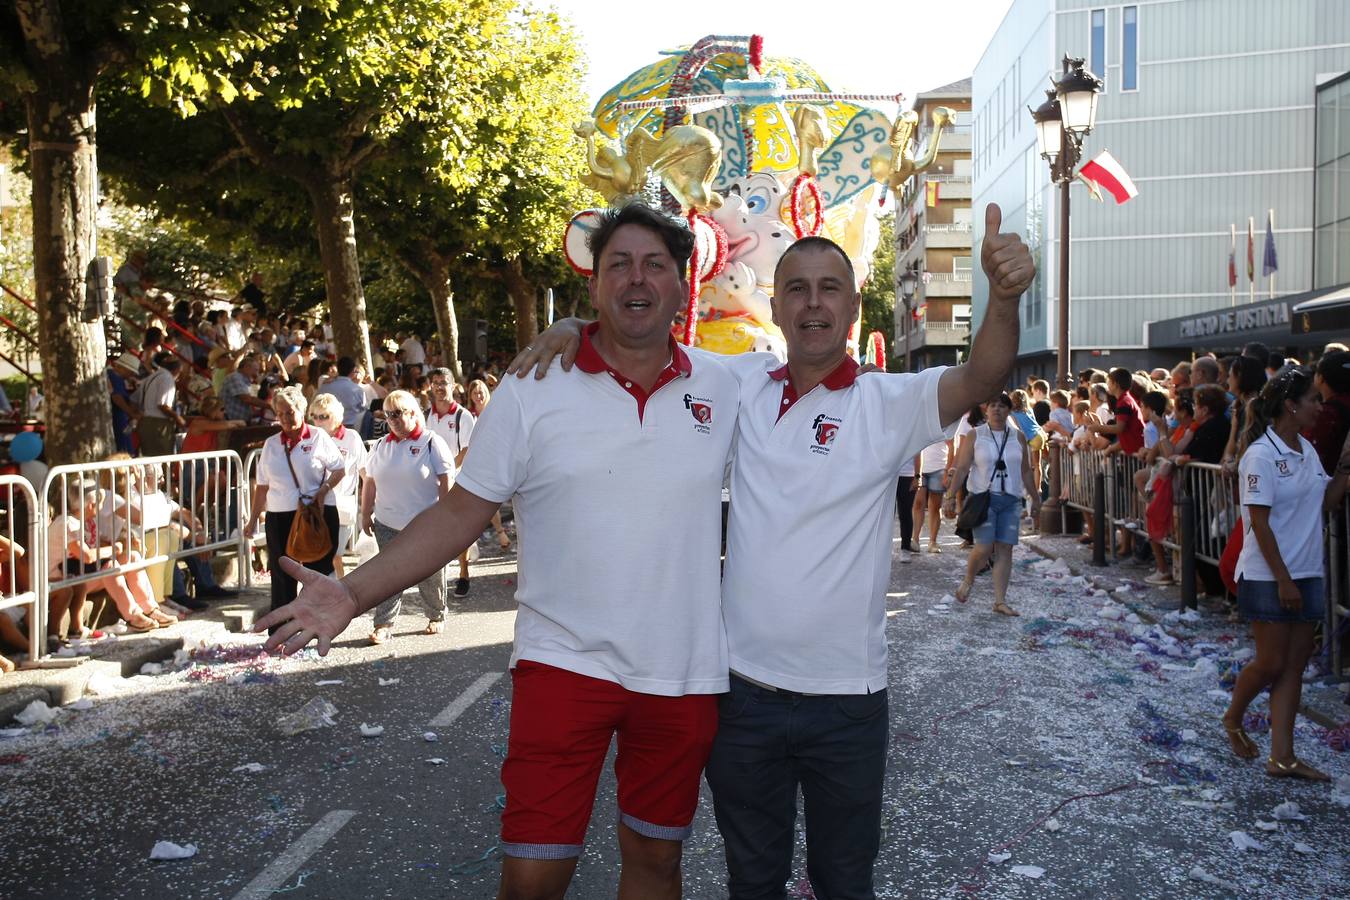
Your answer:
[429,401,459,422]
[769,356,860,420]
[333,424,347,441]
[280,424,311,451]
[574,322,692,421]
[386,425,425,444]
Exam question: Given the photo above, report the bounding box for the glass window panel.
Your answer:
[1123,7,1138,91]
[1091,9,1107,90]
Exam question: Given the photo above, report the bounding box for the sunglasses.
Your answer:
[385,409,417,419]
[310,413,333,422]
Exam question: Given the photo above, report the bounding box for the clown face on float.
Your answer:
[564,34,954,361]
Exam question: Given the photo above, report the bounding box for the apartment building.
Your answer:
[972,0,1350,380]
[893,78,974,372]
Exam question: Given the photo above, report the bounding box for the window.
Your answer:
[953,257,972,274]
[1122,6,1138,91]
[954,158,972,177]
[1091,9,1107,90]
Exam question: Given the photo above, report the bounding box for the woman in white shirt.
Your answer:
[1222,368,1350,781]
[361,390,454,645]
[244,385,345,625]
[944,394,1041,617]
[307,393,367,578]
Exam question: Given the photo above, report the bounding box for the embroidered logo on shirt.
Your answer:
[1274,459,1291,476]
[410,446,421,456]
[683,393,713,434]
[811,414,842,454]
[1246,473,1260,492]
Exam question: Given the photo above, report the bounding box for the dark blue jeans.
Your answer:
[705,674,888,900]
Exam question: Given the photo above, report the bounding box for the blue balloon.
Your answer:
[9,431,42,463]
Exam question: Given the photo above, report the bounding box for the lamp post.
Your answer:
[1030,55,1102,534]
[899,267,918,371]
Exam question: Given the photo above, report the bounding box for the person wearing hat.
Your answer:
[107,352,143,454]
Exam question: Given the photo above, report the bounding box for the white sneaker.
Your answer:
[1144,571,1174,586]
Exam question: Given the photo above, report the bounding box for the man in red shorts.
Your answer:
[256,203,740,899]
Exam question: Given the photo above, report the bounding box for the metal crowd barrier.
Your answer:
[1326,500,1348,679]
[0,476,41,662]
[40,451,248,621]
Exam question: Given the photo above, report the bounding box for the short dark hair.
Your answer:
[1108,367,1132,391]
[336,356,357,377]
[1142,390,1167,417]
[587,202,694,273]
[1194,384,1228,416]
[1266,353,1285,371]
[1230,355,1265,396]
[301,340,314,350]
[154,352,180,372]
[1317,350,1350,394]
[1241,341,1270,368]
[427,367,452,382]
[774,236,856,288]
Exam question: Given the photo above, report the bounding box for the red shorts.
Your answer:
[500,660,718,860]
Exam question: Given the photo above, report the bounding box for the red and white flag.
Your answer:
[1078,150,1138,204]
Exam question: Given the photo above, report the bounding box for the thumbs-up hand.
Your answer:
[980,203,1035,302]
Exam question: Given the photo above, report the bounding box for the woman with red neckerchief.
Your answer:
[307,393,366,578]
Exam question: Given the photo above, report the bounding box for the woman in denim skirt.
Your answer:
[1222,367,1350,781]
[945,394,1041,617]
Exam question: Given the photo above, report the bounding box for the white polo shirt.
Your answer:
[426,403,475,458]
[361,428,453,530]
[722,356,953,694]
[1236,428,1329,582]
[257,426,344,513]
[330,426,367,525]
[454,324,738,696]
[920,439,950,474]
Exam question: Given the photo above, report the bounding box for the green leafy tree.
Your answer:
[860,213,899,371]
[0,1,289,463]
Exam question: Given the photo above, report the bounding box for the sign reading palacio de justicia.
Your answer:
[1178,302,1289,339]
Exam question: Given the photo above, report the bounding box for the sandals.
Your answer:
[955,579,973,603]
[927,544,942,554]
[369,625,391,646]
[125,615,158,632]
[1223,720,1260,760]
[148,609,178,626]
[993,601,1020,617]
[424,620,445,635]
[1266,756,1330,782]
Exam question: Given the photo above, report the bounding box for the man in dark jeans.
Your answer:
[709,205,1034,899]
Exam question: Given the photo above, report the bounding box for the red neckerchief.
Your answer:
[280,424,311,451]
[386,425,425,444]
[769,356,860,420]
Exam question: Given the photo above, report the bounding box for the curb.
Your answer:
[0,587,270,725]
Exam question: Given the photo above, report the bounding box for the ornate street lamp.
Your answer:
[1028,55,1101,534]
[898,267,918,371]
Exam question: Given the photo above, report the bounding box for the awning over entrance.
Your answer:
[1146,284,1349,351]
[1291,285,1350,335]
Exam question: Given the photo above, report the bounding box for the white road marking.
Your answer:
[232,809,356,900]
[428,672,503,727]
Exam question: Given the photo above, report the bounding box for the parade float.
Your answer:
[563,34,955,363]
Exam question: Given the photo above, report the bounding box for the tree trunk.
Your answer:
[424,262,463,383]
[500,257,537,352]
[25,83,113,466]
[306,176,373,374]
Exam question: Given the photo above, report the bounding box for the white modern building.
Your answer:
[972,0,1350,379]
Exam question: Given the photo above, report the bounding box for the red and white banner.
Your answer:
[1077,150,1138,204]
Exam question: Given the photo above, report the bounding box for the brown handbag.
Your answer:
[282,438,333,563]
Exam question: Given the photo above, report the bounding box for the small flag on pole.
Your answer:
[1076,150,1138,204]
[1227,225,1237,288]
[1261,210,1278,276]
[925,181,939,207]
[1246,217,1255,282]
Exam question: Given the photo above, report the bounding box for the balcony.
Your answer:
[924,222,973,249]
[911,320,970,347]
[922,272,973,298]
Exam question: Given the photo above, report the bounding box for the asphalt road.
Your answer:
[2,525,1347,899]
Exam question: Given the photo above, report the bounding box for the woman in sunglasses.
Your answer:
[1222,367,1350,780]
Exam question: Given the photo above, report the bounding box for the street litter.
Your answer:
[140,662,163,675]
[1254,820,1279,831]
[987,852,1011,864]
[13,700,58,726]
[149,841,197,860]
[939,594,956,605]
[1010,865,1044,878]
[275,697,338,736]
[1229,831,1266,852]
[1271,801,1306,821]
[70,698,93,710]
[1332,775,1350,807]
[233,763,267,774]
[1292,842,1315,855]
[315,679,344,686]
[1044,819,1063,832]
[426,758,447,765]
[1188,867,1237,889]
[378,677,401,686]
[359,723,384,737]
[423,732,439,742]
[0,727,27,739]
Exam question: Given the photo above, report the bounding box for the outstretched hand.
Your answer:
[253,557,361,656]
[980,204,1035,302]
[506,318,586,380]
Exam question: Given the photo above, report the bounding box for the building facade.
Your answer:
[973,0,1350,381]
[893,79,974,372]
[1314,69,1350,289]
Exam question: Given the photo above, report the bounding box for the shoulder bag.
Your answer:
[283,440,333,563]
[956,427,1010,532]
